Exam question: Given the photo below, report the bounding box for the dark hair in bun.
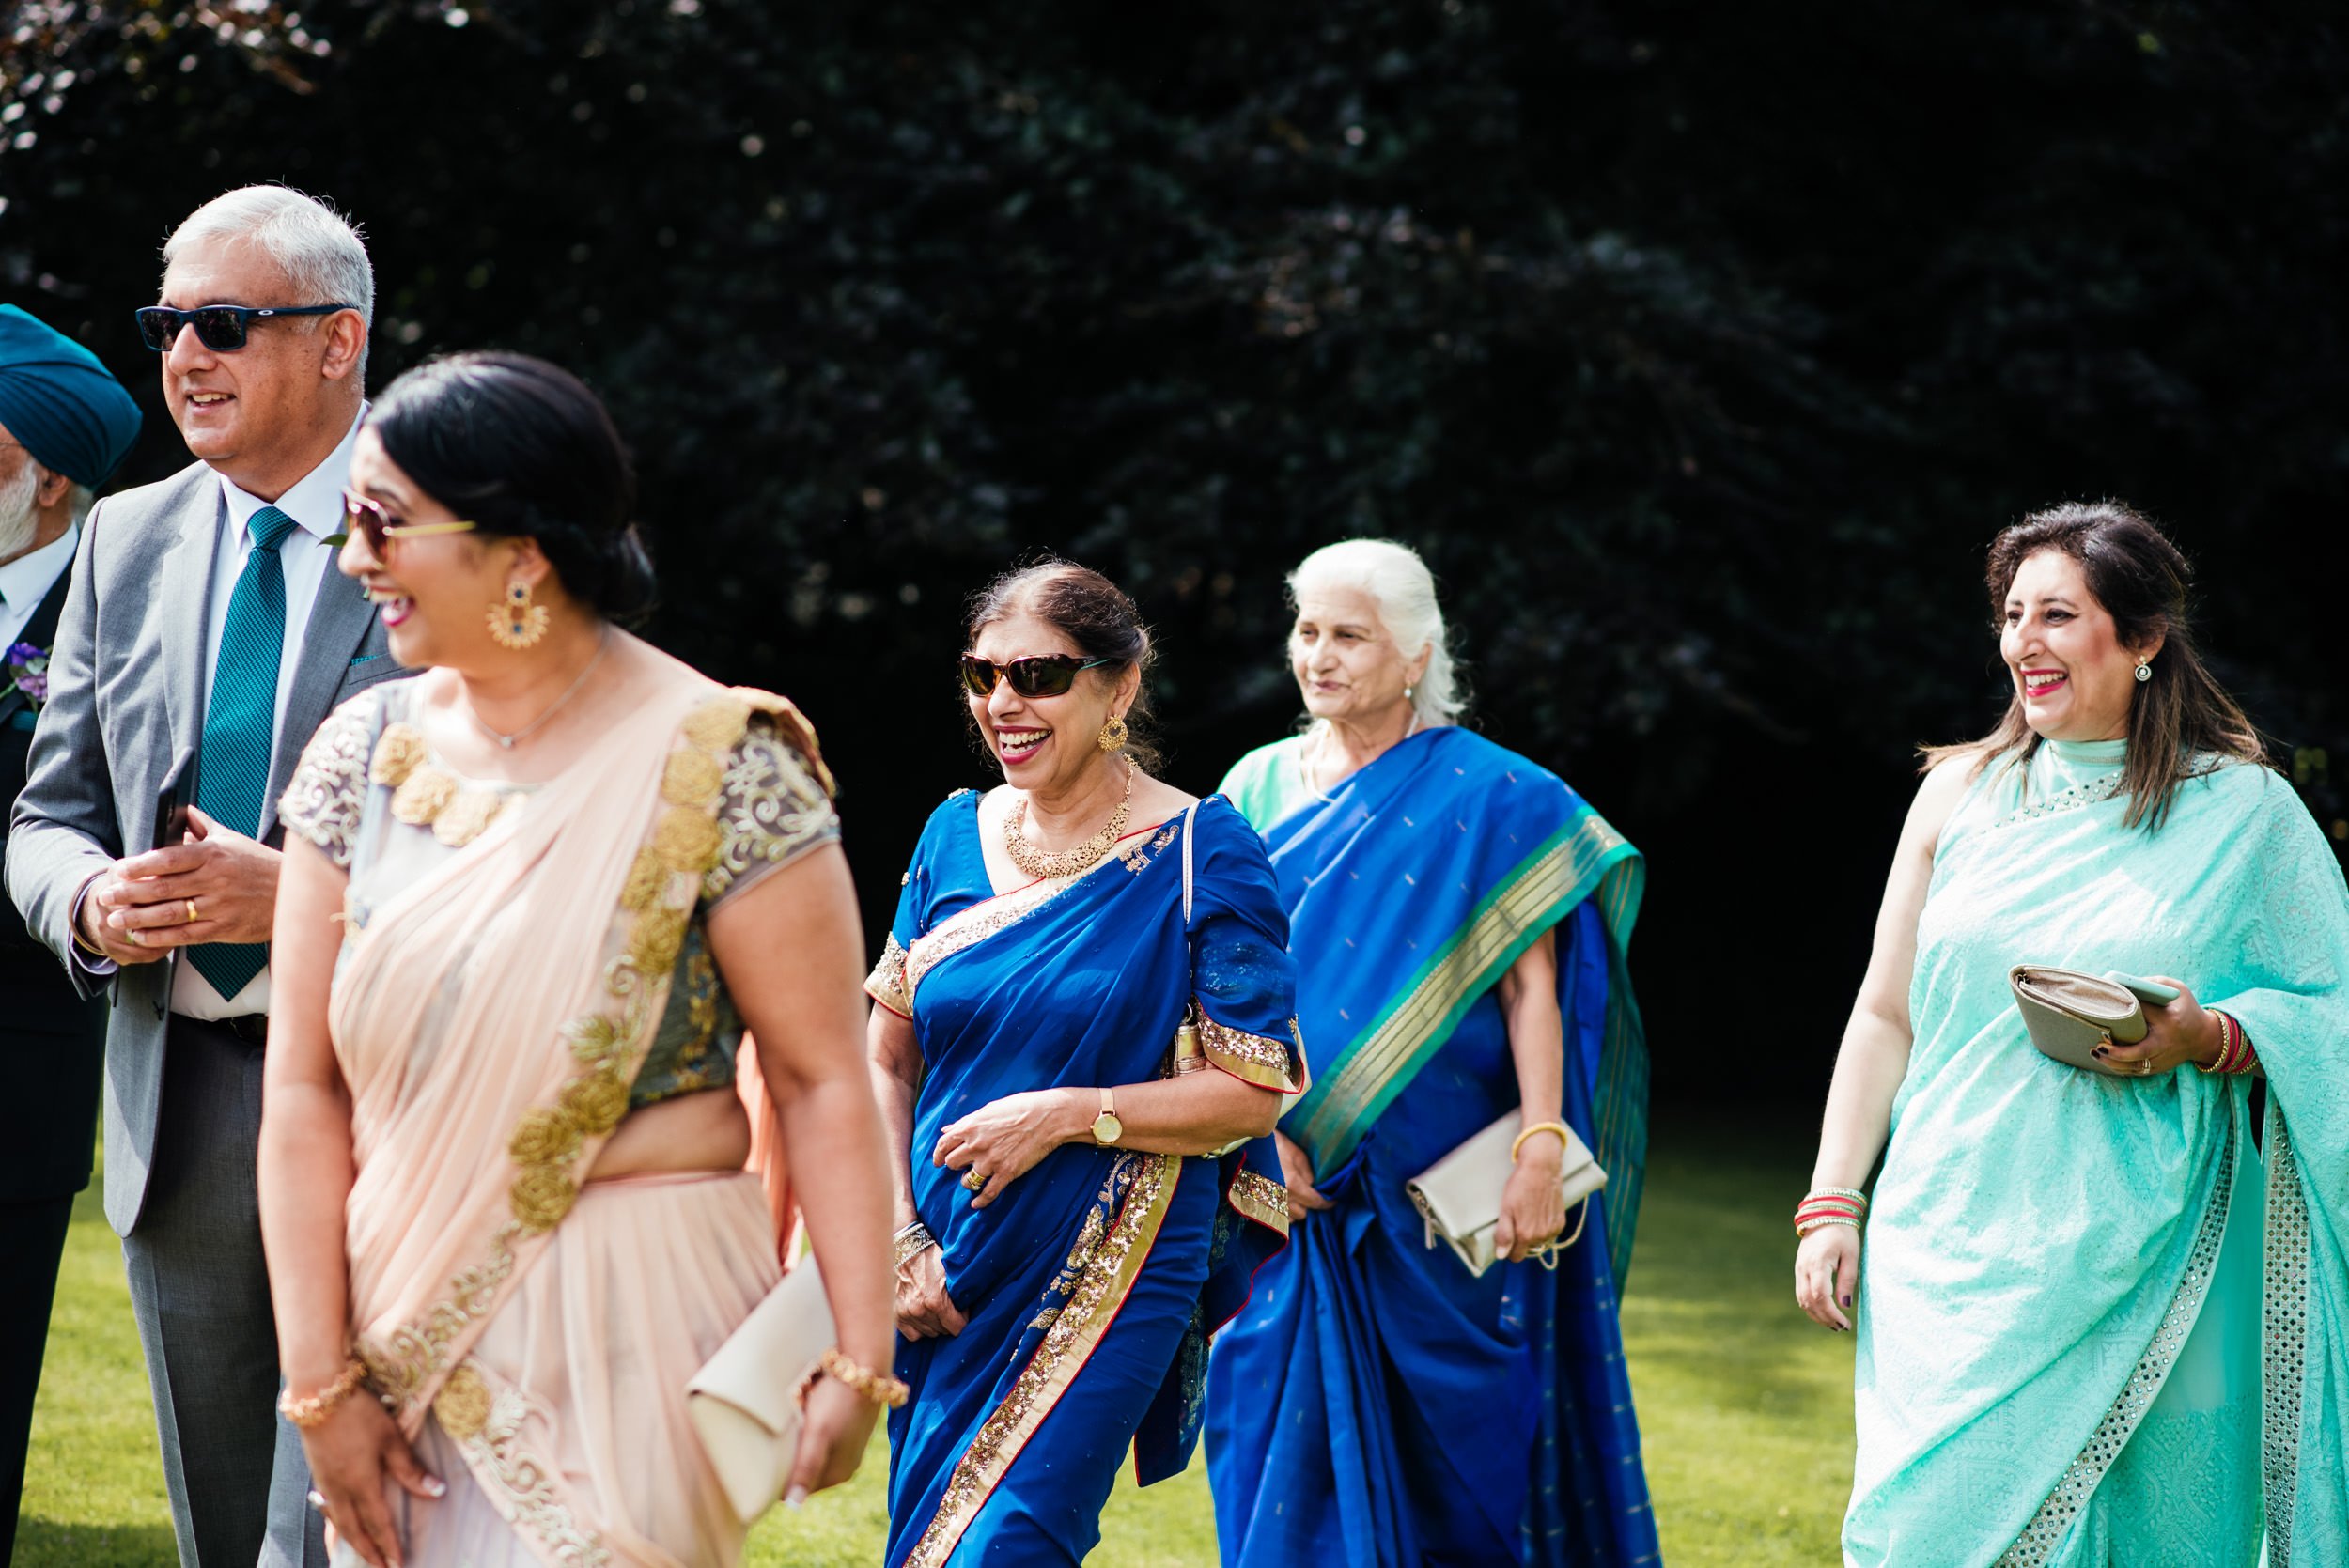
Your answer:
[368,350,656,623]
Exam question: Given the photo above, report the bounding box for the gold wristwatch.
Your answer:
[1090,1087,1124,1146]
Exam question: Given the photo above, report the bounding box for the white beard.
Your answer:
[0,460,41,563]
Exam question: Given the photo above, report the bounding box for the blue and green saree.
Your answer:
[1847,737,2349,1565]
[1205,727,1660,1567]
[866,790,1305,1568]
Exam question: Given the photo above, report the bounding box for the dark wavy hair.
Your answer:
[367,351,656,623]
[966,559,1162,771]
[1926,500,2264,830]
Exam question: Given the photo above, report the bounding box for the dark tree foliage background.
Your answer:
[4,0,2344,1106]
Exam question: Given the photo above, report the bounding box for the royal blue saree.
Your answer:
[1206,727,1659,1567]
[866,790,1304,1568]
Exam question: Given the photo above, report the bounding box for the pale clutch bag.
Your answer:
[685,1255,833,1523]
[2010,965,2180,1075]
[1405,1111,1607,1279]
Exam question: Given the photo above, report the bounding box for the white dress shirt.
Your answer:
[172,411,364,1020]
[0,523,81,651]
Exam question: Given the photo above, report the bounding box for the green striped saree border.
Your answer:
[1291,807,1646,1276]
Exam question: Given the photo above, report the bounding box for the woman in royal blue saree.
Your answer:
[1206,540,1659,1568]
[866,564,1305,1568]
[1797,504,2349,1565]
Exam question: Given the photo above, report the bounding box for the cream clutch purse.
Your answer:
[2010,965,2181,1074]
[1405,1112,1606,1278]
[685,1255,833,1522]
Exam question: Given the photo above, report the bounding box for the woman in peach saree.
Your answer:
[257,353,899,1568]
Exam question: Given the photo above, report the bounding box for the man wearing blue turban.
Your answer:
[0,302,140,1564]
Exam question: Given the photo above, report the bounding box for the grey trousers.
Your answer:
[122,1016,326,1568]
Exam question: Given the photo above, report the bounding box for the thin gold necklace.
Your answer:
[468,627,610,750]
[1004,759,1134,879]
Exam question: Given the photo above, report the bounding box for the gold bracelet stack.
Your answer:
[798,1346,910,1411]
[278,1359,371,1429]
[1510,1121,1573,1162]
[1794,1186,1869,1237]
[892,1222,939,1270]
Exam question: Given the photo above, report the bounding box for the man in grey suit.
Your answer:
[8,187,406,1568]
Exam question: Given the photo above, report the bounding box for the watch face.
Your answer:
[1093,1110,1125,1144]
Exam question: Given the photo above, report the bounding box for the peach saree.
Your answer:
[300,677,818,1567]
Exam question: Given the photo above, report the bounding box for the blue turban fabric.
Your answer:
[0,304,143,488]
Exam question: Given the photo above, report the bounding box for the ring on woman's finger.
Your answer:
[185,897,200,924]
[305,1488,327,1513]
[960,1169,988,1193]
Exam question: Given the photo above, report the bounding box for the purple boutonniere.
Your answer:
[6,640,50,708]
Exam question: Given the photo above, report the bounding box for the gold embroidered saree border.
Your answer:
[1198,1011,1308,1094]
[902,1153,1180,1568]
[1293,809,1634,1172]
[1994,1116,2237,1567]
[2263,1103,2309,1567]
[357,692,747,1438]
[1228,1169,1290,1238]
[440,1371,613,1568]
[901,842,1131,1005]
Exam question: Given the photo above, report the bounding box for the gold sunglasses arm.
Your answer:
[380,520,482,538]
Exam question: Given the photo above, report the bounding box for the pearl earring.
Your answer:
[2134,660,2153,683]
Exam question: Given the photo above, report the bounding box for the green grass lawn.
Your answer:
[19,1117,1851,1565]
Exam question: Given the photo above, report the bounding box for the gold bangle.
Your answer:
[892,1223,938,1271]
[798,1345,909,1411]
[1510,1121,1573,1163]
[278,1359,370,1430]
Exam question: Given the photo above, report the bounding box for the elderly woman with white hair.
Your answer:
[1204,538,1660,1568]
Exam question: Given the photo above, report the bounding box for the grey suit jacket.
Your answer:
[6,458,409,1234]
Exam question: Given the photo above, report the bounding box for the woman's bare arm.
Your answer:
[257,837,362,1397]
[708,843,896,1372]
[867,1003,925,1231]
[1795,755,1974,1330]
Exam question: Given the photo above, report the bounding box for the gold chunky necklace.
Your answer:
[1004,760,1133,879]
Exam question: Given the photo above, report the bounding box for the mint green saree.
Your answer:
[1846,738,2349,1566]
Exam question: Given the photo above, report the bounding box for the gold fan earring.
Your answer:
[488,581,551,650]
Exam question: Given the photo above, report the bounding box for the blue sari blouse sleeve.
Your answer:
[863,789,972,1018]
[1189,797,1309,1095]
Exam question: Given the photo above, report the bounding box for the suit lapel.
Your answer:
[0,566,80,730]
[157,481,224,767]
[259,561,378,841]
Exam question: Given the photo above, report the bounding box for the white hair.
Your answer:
[162,186,374,377]
[1286,537,1466,728]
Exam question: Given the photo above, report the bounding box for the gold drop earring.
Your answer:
[488,581,551,650]
[1097,712,1129,752]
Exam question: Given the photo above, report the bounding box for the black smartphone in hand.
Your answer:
[151,750,198,854]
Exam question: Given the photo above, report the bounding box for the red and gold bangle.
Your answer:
[1794,1186,1869,1236]
[2197,1010,2259,1076]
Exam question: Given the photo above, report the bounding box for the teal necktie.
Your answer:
[189,505,299,1001]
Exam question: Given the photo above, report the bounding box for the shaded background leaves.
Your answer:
[5,0,2343,1104]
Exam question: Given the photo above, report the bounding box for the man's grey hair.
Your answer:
[163,185,374,378]
[68,484,95,525]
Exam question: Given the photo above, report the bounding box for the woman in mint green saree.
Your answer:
[1797,501,2349,1566]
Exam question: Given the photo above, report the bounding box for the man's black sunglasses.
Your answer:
[133,303,356,353]
[959,654,1113,699]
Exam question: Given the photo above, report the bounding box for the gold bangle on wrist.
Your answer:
[797,1345,909,1411]
[1510,1121,1573,1163]
[278,1359,371,1429]
[892,1222,938,1271]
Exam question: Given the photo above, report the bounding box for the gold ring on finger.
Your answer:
[186,897,200,924]
[961,1169,988,1193]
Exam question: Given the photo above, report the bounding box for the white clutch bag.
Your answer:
[1405,1112,1606,1278]
[686,1255,833,1523]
